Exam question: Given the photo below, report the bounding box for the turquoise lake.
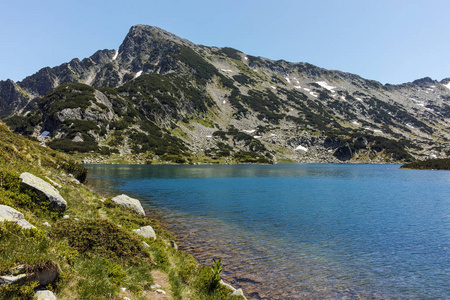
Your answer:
[86,164,450,299]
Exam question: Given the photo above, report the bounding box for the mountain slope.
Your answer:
[1,25,449,163]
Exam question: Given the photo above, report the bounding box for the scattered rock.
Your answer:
[67,174,80,185]
[0,261,60,287]
[220,279,236,292]
[151,284,162,290]
[220,280,247,299]
[169,240,178,250]
[42,221,51,227]
[142,241,150,247]
[34,290,57,300]
[111,194,145,216]
[232,288,246,298]
[156,289,166,295]
[45,176,62,189]
[30,261,61,287]
[133,225,156,240]
[0,205,35,229]
[63,215,70,219]
[0,274,27,285]
[19,172,67,211]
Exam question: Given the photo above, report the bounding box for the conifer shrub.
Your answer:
[51,219,151,264]
[59,160,88,183]
[401,158,450,170]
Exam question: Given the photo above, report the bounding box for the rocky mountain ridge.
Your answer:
[1,25,449,163]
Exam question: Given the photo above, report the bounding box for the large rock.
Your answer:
[19,172,67,211]
[0,205,35,229]
[35,290,57,300]
[111,194,145,216]
[133,225,156,240]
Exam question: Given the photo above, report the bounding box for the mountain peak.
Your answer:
[123,24,193,47]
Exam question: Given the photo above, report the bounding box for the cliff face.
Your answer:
[1,25,449,163]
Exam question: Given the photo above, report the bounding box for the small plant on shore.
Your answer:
[209,258,223,292]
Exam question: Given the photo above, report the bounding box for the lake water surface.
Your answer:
[86,164,450,299]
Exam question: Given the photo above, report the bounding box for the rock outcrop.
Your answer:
[19,172,67,211]
[111,194,145,216]
[0,205,35,229]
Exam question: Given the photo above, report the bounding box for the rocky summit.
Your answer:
[0,24,449,164]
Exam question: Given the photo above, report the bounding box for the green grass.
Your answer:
[0,122,246,299]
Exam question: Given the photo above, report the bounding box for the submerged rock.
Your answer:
[111,194,145,216]
[19,172,67,211]
[0,205,35,229]
[133,225,156,240]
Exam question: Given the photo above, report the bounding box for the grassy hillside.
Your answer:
[0,122,244,299]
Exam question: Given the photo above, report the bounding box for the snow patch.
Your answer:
[341,96,346,101]
[285,77,291,83]
[270,133,277,137]
[294,85,301,89]
[444,82,450,90]
[253,135,262,139]
[243,129,256,134]
[134,71,143,79]
[355,97,362,101]
[223,100,226,104]
[112,50,118,61]
[295,145,308,152]
[40,131,50,137]
[310,92,318,98]
[316,81,335,91]
[244,56,248,61]
[271,86,276,90]
[352,121,360,126]
[303,88,310,92]
[206,135,212,138]
[221,69,232,73]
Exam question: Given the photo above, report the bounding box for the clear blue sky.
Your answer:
[1,0,450,84]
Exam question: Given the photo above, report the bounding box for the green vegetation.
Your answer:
[219,47,241,60]
[175,46,219,81]
[39,83,96,116]
[401,158,450,170]
[0,122,245,299]
[208,127,273,164]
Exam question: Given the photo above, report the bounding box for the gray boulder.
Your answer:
[133,225,156,240]
[0,205,35,229]
[35,290,57,300]
[0,261,60,287]
[19,173,67,211]
[111,194,145,216]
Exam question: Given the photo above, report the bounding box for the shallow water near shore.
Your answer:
[86,164,450,299]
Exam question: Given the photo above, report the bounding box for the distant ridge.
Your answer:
[0,24,448,164]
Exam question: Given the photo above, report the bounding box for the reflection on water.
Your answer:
[87,164,450,299]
